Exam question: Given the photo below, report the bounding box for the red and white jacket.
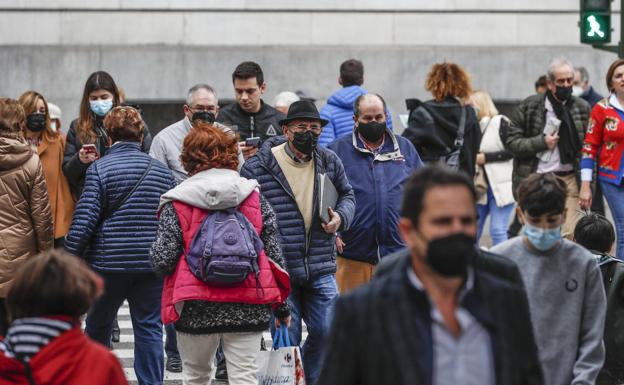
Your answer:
[581,95,624,185]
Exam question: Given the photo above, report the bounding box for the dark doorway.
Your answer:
[127,99,237,136]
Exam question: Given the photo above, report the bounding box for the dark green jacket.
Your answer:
[506,93,590,197]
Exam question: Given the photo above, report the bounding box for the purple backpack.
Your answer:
[186,208,264,286]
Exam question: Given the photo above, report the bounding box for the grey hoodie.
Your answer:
[159,168,258,211]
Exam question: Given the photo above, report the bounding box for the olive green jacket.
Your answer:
[507,93,590,197]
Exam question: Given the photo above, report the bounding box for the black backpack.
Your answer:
[403,98,466,171]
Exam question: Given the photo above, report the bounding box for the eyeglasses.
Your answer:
[289,123,322,134]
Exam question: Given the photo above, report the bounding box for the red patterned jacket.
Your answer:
[582,96,624,184]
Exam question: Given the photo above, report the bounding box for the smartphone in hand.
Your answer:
[245,137,261,148]
[82,144,98,154]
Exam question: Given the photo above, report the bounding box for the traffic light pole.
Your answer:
[592,0,623,57]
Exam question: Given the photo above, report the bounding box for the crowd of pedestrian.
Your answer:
[0,55,623,385]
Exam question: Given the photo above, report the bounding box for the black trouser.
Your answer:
[507,212,523,239]
[0,298,8,337]
[54,237,65,249]
[591,179,606,215]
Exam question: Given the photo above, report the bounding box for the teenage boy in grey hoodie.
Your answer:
[491,172,606,385]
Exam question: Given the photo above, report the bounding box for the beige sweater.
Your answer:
[272,143,315,233]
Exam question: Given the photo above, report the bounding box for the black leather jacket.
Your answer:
[216,100,284,144]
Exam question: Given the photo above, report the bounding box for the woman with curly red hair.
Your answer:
[404,62,481,176]
[151,122,290,385]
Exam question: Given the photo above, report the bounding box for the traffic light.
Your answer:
[580,0,612,44]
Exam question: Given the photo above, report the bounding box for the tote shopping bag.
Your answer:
[257,325,306,385]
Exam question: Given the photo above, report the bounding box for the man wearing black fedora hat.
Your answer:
[241,100,355,385]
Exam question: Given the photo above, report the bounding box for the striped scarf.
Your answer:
[0,317,73,362]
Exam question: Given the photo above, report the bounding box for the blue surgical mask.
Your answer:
[89,99,113,117]
[523,222,562,251]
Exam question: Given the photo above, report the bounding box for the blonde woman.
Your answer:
[471,90,515,245]
[18,91,75,247]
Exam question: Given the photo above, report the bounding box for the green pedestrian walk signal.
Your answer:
[580,0,612,44]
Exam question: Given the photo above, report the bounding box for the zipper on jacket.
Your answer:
[250,116,255,138]
[303,155,321,281]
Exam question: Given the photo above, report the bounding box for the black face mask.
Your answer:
[291,131,319,156]
[357,121,387,143]
[26,113,47,132]
[554,85,573,102]
[191,111,215,124]
[424,233,476,277]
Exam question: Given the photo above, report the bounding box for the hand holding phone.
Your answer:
[239,140,259,160]
[79,144,99,164]
[82,144,97,154]
[245,137,261,148]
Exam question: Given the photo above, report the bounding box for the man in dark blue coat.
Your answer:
[328,93,422,293]
[318,166,543,385]
[240,100,355,385]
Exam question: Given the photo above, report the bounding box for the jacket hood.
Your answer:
[0,135,33,171]
[327,85,366,109]
[160,168,258,210]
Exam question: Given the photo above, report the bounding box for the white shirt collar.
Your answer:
[609,94,624,111]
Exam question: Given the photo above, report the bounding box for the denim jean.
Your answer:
[271,273,338,385]
[600,180,624,259]
[85,273,164,385]
[165,324,180,360]
[477,187,515,246]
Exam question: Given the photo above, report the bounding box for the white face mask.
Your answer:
[572,86,584,97]
[50,120,58,133]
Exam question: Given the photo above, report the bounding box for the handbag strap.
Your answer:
[454,105,467,149]
[104,158,155,220]
[272,324,291,350]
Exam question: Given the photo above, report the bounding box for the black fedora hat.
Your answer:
[279,100,329,127]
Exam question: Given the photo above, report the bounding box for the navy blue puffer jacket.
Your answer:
[65,142,175,273]
[240,137,356,282]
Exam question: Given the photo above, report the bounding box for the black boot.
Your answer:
[215,362,228,380]
[166,356,183,373]
[111,318,120,343]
